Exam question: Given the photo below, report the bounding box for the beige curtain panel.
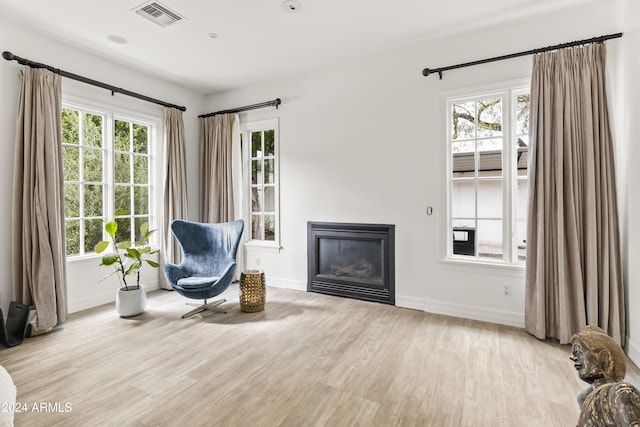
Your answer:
[200,113,236,223]
[525,43,624,345]
[161,107,188,289]
[12,67,68,329]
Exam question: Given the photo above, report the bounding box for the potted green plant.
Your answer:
[95,212,159,317]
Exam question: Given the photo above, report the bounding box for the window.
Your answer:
[446,84,529,264]
[243,118,279,246]
[62,102,157,257]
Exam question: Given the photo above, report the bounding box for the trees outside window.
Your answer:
[447,85,529,264]
[62,103,155,257]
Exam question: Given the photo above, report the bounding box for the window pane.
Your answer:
[84,219,103,253]
[63,146,80,181]
[516,93,530,178]
[115,153,130,183]
[84,114,103,147]
[452,141,475,178]
[251,160,262,185]
[62,109,79,144]
[477,219,503,260]
[83,147,103,182]
[516,145,528,176]
[135,216,150,243]
[516,178,528,262]
[115,217,132,243]
[114,185,131,215]
[516,178,528,221]
[64,183,80,218]
[264,215,275,241]
[264,159,275,184]
[251,131,262,158]
[451,101,475,140]
[477,179,502,218]
[451,180,475,218]
[133,124,148,154]
[264,130,274,156]
[476,98,502,138]
[133,155,148,184]
[516,219,527,262]
[516,94,530,136]
[478,139,502,177]
[84,184,103,217]
[264,186,275,212]
[134,187,149,215]
[115,120,130,151]
[65,220,80,256]
[251,215,262,240]
[252,186,263,213]
[452,220,476,257]
[451,140,475,154]
[452,219,475,229]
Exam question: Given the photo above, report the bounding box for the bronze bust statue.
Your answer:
[570,325,640,426]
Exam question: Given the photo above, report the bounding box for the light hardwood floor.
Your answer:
[1,285,638,427]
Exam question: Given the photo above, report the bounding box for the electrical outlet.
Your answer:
[503,284,512,296]
[256,256,261,266]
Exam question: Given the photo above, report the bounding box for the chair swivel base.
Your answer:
[181,298,227,318]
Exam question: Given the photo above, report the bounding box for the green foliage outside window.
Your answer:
[62,106,152,257]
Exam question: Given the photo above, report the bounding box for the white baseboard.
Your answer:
[68,294,114,314]
[396,294,525,328]
[627,335,640,367]
[395,295,425,311]
[68,280,160,314]
[266,276,307,292]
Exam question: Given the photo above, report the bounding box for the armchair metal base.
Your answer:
[181,298,227,318]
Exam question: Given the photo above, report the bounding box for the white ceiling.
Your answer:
[0,0,600,95]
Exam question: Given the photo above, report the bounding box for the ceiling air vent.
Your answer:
[134,2,184,27]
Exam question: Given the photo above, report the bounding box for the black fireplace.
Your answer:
[307,222,395,305]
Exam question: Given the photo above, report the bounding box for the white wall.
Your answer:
[0,18,204,313]
[619,0,640,364]
[203,1,623,330]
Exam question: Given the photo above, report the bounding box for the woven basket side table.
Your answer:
[239,270,266,312]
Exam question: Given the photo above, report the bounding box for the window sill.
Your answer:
[66,246,162,265]
[439,257,525,277]
[244,241,282,253]
[66,253,103,264]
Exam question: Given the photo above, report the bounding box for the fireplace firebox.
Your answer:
[307,222,395,305]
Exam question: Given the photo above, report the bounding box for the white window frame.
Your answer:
[62,96,162,261]
[442,79,529,268]
[242,118,281,251]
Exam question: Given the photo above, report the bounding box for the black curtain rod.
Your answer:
[2,51,187,111]
[199,98,281,118]
[422,32,623,79]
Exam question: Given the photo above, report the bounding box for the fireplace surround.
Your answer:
[307,222,395,305]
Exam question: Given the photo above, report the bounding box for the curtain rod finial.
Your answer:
[2,51,14,61]
[422,68,431,76]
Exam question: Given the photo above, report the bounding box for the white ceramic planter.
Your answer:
[116,285,147,317]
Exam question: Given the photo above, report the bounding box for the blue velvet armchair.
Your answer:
[164,219,244,318]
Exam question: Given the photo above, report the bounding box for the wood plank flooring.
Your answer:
[1,285,639,427]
